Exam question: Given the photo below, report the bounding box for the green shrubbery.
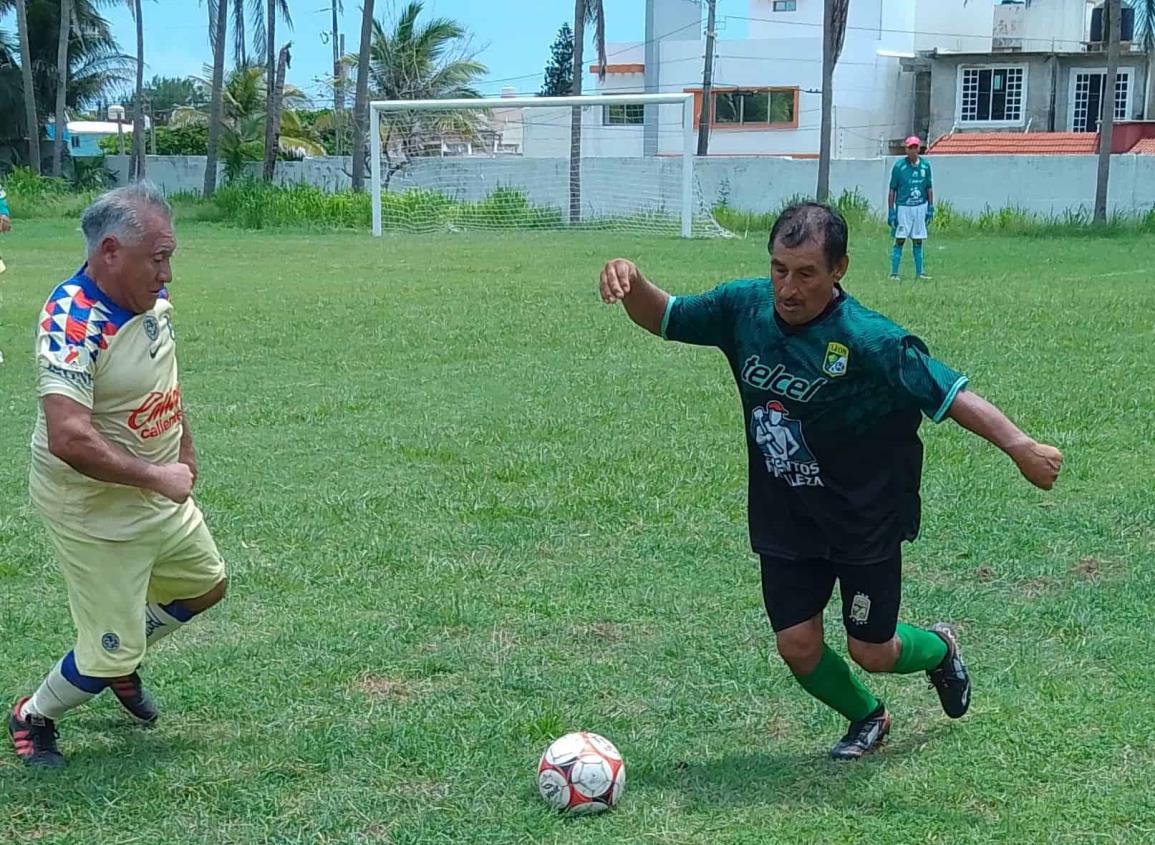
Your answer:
[210,180,564,231]
[5,168,1154,237]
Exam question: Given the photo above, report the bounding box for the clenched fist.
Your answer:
[151,462,196,503]
[1008,440,1063,490]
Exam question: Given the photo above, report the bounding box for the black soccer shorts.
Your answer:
[759,551,902,644]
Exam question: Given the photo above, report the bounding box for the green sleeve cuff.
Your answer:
[660,295,676,340]
[932,376,969,423]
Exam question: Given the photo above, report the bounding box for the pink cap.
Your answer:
[905,135,922,148]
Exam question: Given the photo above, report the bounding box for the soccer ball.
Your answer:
[537,731,625,814]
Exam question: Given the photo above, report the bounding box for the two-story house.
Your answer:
[903,1,1154,151]
[521,0,1152,159]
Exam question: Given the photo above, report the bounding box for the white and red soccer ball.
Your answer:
[537,731,626,814]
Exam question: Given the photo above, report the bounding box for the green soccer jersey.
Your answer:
[890,157,932,207]
[662,278,967,564]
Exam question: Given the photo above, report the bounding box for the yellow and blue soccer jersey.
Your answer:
[30,267,183,541]
[890,157,933,207]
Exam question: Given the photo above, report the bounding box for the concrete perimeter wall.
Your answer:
[106,154,1155,218]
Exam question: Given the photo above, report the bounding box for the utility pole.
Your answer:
[643,0,658,156]
[696,0,717,156]
[332,3,344,109]
[1094,0,1121,223]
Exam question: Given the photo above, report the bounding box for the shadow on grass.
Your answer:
[0,712,199,803]
[636,723,949,809]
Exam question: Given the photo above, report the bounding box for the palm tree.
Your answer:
[28,0,132,112]
[260,0,292,181]
[349,0,374,191]
[816,0,849,203]
[174,63,324,182]
[203,0,228,196]
[51,0,70,176]
[1,0,128,166]
[262,41,290,180]
[347,2,486,190]
[14,0,41,173]
[569,0,606,224]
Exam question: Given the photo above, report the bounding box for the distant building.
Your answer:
[45,119,152,158]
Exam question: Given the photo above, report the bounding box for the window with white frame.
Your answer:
[1071,69,1132,132]
[959,66,1025,124]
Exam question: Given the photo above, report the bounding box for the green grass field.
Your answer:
[1,221,1153,844]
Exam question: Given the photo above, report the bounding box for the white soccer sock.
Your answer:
[21,654,104,721]
[145,601,193,647]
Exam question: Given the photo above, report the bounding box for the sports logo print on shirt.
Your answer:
[751,401,824,488]
[129,385,183,440]
[823,342,849,378]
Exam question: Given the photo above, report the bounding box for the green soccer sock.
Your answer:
[892,623,949,674]
[793,644,880,722]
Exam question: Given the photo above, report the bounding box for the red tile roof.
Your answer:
[928,132,1099,155]
[1128,138,1155,154]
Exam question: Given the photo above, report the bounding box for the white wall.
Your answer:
[113,154,1155,220]
[745,0,823,38]
[913,0,993,53]
[1021,0,1094,51]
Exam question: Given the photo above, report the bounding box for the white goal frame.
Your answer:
[369,93,698,237]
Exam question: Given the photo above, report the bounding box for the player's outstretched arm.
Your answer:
[44,394,194,502]
[946,390,1062,490]
[599,259,670,336]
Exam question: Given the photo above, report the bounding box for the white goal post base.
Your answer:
[368,93,720,238]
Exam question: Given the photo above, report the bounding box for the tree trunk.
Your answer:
[53,0,72,177]
[333,1,344,112]
[569,0,584,225]
[264,44,291,182]
[350,0,375,191]
[262,0,278,181]
[1094,0,1122,223]
[696,0,717,157]
[332,2,344,156]
[204,0,229,197]
[130,0,146,181]
[15,0,41,174]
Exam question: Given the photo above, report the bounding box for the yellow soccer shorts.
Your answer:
[42,502,226,678]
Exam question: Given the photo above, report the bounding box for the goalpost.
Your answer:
[368,93,724,238]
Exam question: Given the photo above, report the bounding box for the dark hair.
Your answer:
[767,202,849,271]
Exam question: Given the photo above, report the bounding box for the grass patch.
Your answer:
[0,222,1152,843]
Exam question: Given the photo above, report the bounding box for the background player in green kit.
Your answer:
[888,136,934,280]
[598,202,1063,760]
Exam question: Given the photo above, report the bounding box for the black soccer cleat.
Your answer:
[8,697,67,768]
[927,622,970,719]
[830,704,891,761]
[110,672,160,725]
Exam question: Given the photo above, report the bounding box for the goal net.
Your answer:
[369,94,727,238]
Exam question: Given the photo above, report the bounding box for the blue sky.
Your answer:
[73,0,741,105]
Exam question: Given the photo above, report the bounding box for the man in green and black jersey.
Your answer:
[598,202,1063,760]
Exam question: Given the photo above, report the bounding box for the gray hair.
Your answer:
[81,182,173,254]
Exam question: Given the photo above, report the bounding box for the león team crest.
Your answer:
[823,341,849,378]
